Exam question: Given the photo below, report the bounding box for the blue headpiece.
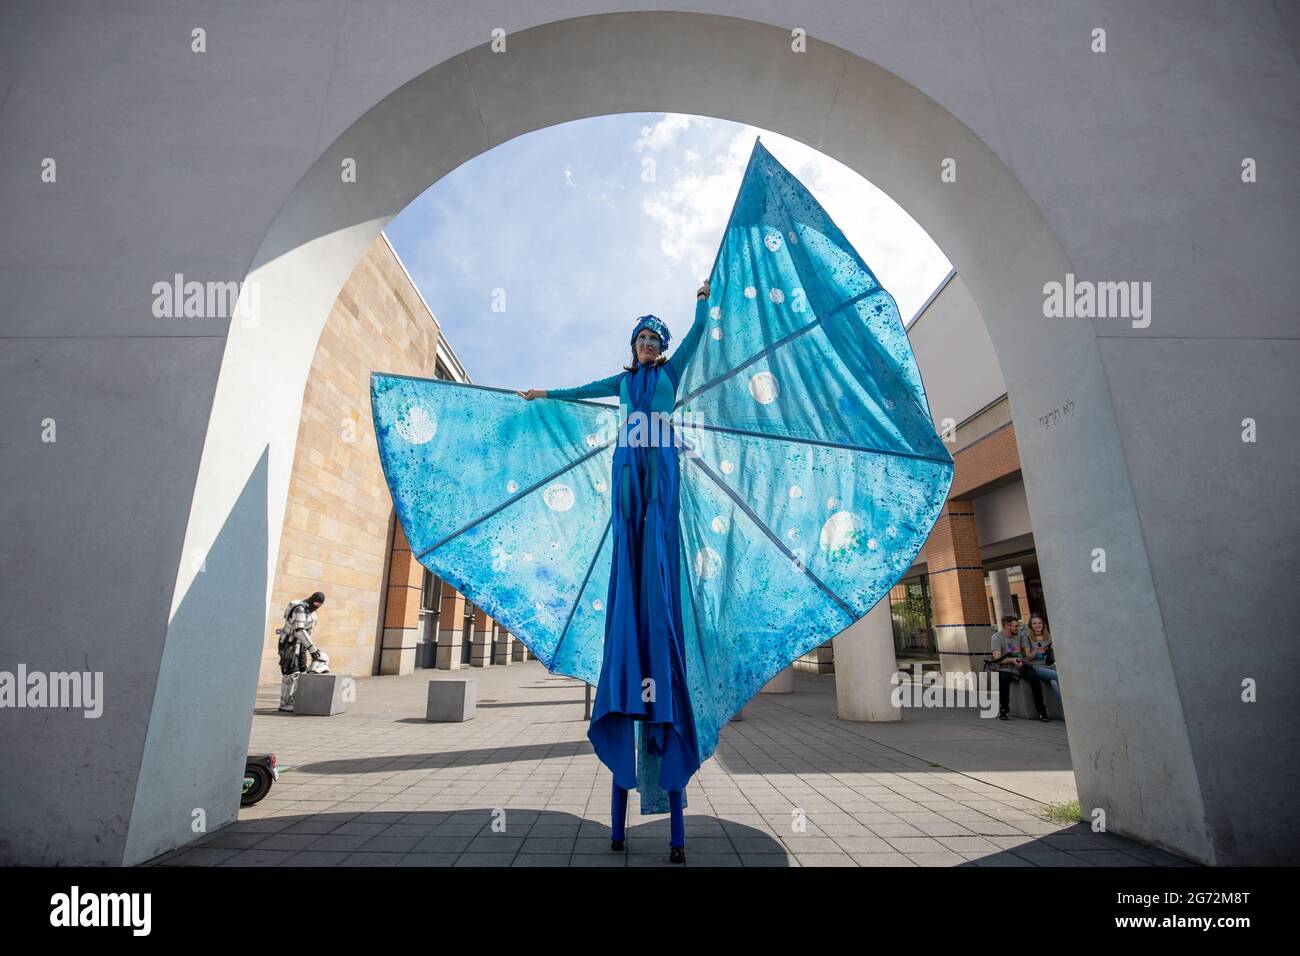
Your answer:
[630,314,671,352]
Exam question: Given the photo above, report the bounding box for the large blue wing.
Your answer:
[675,139,954,763]
[370,376,618,683]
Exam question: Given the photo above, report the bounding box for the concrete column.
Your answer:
[989,567,1014,624]
[436,587,468,670]
[468,604,494,667]
[379,522,421,675]
[493,627,514,665]
[926,500,992,675]
[832,596,900,722]
[1009,570,1030,619]
[793,642,835,673]
[760,666,794,693]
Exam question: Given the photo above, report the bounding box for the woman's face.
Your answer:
[1030,616,1045,635]
[635,329,662,363]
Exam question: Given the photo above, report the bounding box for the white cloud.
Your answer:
[634,113,697,152]
[640,131,751,278]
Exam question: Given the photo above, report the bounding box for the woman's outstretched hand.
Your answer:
[697,279,710,300]
[516,388,546,401]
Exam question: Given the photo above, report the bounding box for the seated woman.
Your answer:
[1021,612,1062,713]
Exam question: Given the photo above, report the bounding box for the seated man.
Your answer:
[988,614,1049,721]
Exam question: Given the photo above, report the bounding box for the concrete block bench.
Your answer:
[294,673,349,716]
[426,678,476,722]
[1007,673,1065,720]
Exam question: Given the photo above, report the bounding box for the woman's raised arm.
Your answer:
[667,282,711,378]
[669,297,710,374]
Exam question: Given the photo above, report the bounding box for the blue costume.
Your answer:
[547,304,709,846]
[369,138,954,861]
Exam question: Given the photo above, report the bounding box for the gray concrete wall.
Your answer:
[1,1,1296,865]
[974,482,1033,548]
[908,273,1007,428]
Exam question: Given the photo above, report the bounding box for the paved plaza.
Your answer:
[150,663,1192,867]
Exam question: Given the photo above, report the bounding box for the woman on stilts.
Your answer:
[518,279,711,863]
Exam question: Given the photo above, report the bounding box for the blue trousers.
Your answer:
[612,780,684,847]
[1032,664,1063,710]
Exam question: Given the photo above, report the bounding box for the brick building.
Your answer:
[260,233,528,684]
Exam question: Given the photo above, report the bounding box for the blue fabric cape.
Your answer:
[370,138,954,814]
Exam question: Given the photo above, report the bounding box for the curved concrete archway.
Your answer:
[164,12,1204,864]
[5,5,1294,866]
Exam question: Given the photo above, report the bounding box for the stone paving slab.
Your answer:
[147,663,1188,867]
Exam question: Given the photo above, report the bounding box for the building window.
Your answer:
[889,576,935,658]
[415,570,444,668]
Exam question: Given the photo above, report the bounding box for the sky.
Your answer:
[383,113,951,389]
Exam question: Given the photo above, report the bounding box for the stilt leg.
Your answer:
[611,779,629,850]
[669,788,684,848]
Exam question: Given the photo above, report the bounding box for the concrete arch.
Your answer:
[159,12,1205,865]
[9,5,1294,866]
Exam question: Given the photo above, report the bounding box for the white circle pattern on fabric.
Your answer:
[592,600,603,612]
[395,403,437,444]
[709,306,721,321]
[711,516,729,534]
[506,480,518,494]
[695,547,722,580]
[789,485,803,499]
[769,288,785,304]
[711,327,724,340]
[764,232,782,252]
[788,230,798,244]
[743,286,757,299]
[543,484,574,512]
[749,372,779,404]
[720,459,734,474]
[820,510,865,554]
